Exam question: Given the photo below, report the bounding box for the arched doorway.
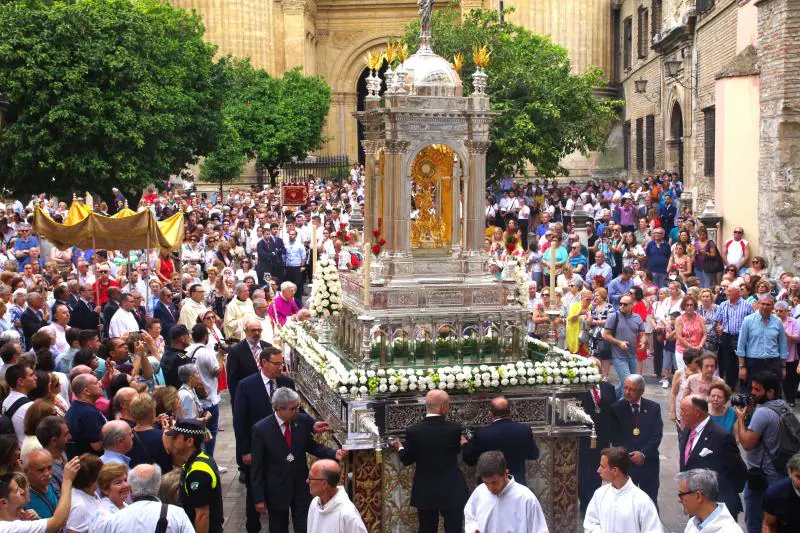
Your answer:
[669,102,684,177]
[356,61,388,164]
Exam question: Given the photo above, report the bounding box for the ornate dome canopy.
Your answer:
[401,45,462,97]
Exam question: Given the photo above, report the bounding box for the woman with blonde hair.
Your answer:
[97,463,129,516]
[566,290,593,355]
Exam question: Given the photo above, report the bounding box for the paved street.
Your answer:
[212,360,746,532]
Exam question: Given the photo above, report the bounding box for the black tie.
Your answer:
[631,403,640,425]
[267,380,275,398]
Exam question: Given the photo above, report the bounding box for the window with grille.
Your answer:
[636,118,644,171]
[623,17,632,70]
[646,115,655,171]
[652,0,662,40]
[704,107,715,177]
[623,121,631,170]
[638,7,649,59]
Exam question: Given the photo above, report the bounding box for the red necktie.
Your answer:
[284,423,292,449]
[684,429,697,464]
[591,386,601,407]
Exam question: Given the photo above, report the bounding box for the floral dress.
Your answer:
[588,302,614,355]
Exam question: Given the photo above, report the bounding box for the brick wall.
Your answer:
[692,0,738,206]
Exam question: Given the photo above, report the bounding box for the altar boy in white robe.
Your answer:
[464,451,549,533]
[584,447,663,533]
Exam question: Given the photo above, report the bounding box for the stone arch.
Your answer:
[667,99,684,177]
[331,32,393,94]
[402,140,468,177]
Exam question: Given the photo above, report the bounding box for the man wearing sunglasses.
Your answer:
[723,227,751,277]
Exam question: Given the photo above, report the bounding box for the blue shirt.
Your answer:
[645,240,671,274]
[713,298,754,334]
[65,400,107,456]
[691,503,726,531]
[100,449,131,466]
[586,262,612,288]
[736,312,788,359]
[26,484,58,518]
[13,235,40,271]
[607,276,634,310]
[569,254,588,277]
[283,239,306,267]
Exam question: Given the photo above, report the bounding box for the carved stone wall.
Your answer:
[756,0,800,273]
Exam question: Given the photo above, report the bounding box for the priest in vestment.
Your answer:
[584,447,662,533]
[464,451,549,533]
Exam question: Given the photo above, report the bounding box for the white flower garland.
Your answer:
[280,322,602,397]
[309,256,343,318]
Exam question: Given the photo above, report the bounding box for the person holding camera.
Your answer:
[733,371,788,533]
[186,323,223,459]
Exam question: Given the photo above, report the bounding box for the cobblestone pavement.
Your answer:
[213,358,757,532]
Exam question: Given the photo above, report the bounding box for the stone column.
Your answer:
[281,0,310,73]
[361,140,380,245]
[755,0,800,273]
[382,141,408,253]
[390,141,411,255]
[450,159,462,252]
[465,140,491,252]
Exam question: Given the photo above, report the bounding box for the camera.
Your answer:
[730,393,753,408]
[214,341,231,354]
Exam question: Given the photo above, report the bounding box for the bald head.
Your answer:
[311,459,341,488]
[23,449,53,492]
[489,396,511,419]
[113,387,138,419]
[425,390,450,415]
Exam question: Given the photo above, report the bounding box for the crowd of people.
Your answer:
[0,166,796,533]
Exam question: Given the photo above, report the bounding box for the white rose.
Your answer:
[456,373,465,381]
[338,386,349,394]
[399,384,408,392]
[536,376,544,384]
[408,383,417,391]
[359,385,368,394]
[388,376,397,385]
[580,376,587,383]
[500,378,509,386]
[389,384,398,393]
[446,382,454,390]
[490,380,500,387]
[350,386,359,394]
[379,384,388,392]
[322,309,331,317]
[408,375,417,383]
[446,375,455,383]
[510,377,519,385]
[397,369,406,376]
[377,369,386,376]
[348,375,358,385]
[546,376,553,384]
[358,375,367,384]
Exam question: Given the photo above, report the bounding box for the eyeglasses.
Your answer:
[307,476,327,482]
[677,490,697,499]
[620,302,632,307]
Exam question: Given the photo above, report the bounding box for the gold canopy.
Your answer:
[33,203,184,251]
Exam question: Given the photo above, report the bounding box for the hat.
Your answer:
[165,419,206,438]
[169,324,190,340]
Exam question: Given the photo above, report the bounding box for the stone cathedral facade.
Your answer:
[168,0,615,173]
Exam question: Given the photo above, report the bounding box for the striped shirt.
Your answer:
[713,298,754,335]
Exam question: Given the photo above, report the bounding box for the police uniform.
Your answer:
[179,449,224,533]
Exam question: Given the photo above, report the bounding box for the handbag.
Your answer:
[703,241,724,273]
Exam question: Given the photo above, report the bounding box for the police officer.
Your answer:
[166,420,224,533]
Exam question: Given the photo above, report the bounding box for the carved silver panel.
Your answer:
[424,289,464,307]
[472,289,502,306]
[387,292,418,308]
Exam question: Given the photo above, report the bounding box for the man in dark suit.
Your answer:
[153,287,178,339]
[578,378,616,513]
[233,346,295,533]
[263,224,286,283]
[69,284,100,330]
[609,374,663,509]
[462,396,539,485]
[226,318,272,414]
[250,387,345,533]
[391,390,469,533]
[101,286,121,337]
[678,394,747,519]
[66,280,81,311]
[21,292,49,348]
[129,291,147,330]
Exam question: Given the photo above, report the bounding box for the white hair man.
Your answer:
[464,451,548,533]
[99,420,133,466]
[306,459,367,533]
[677,469,742,533]
[94,464,194,533]
[252,298,275,344]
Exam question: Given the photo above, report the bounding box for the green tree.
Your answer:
[200,57,331,185]
[0,0,221,196]
[402,6,621,179]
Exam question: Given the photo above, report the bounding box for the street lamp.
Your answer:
[665,59,682,77]
[634,78,659,103]
[0,92,10,133]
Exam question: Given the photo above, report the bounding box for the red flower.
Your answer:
[371,244,381,255]
[379,238,386,246]
[377,217,383,226]
[340,223,347,229]
[345,236,351,242]
[372,229,381,237]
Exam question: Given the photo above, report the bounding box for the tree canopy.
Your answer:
[199,57,331,185]
[402,6,621,179]
[0,0,221,196]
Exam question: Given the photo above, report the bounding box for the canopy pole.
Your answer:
[92,234,102,337]
[146,220,150,315]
